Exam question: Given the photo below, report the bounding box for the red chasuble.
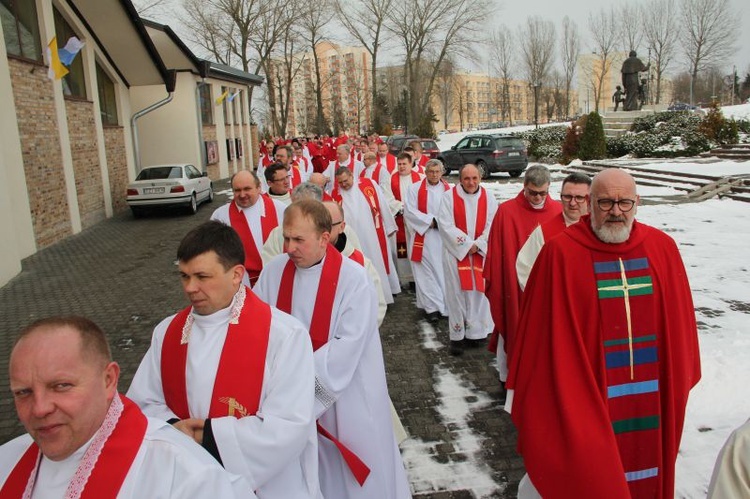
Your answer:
[540,212,568,242]
[161,287,271,419]
[452,187,488,292]
[391,171,422,260]
[484,190,561,357]
[331,178,390,273]
[509,216,700,499]
[1,396,147,498]
[228,197,279,285]
[411,179,450,263]
[275,245,371,485]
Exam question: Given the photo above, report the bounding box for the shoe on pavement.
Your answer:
[449,340,464,356]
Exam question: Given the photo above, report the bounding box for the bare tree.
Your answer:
[517,16,556,127]
[269,27,305,136]
[299,0,335,134]
[133,0,172,16]
[560,16,580,118]
[619,2,644,53]
[181,0,298,136]
[587,8,619,113]
[489,27,515,125]
[435,59,457,130]
[642,0,678,104]
[680,0,740,104]
[387,0,492,135]
[334,0,393,131]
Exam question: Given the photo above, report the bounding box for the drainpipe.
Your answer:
[195,61,212,173]
[131,70,177,172]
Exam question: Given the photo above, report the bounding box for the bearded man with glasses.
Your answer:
[484,165,562,392]
[508,168,700,499]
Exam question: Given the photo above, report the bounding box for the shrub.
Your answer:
[513,125,567,159]
[560,115,588,164]
[578,112,607,161]
[699,103,739,146]
[736,119,750,134]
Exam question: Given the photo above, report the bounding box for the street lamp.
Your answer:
[530,81,541,129]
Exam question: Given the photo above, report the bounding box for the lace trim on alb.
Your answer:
[22,394,124,499]
[314,376,336,410]
[181,286,246,344]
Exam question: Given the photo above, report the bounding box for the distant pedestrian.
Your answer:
[612,85,624,112]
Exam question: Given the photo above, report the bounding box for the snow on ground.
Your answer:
[591,157,750,178]
[418,321,443,351]
[723,102,750,121]
[402,364,503,497]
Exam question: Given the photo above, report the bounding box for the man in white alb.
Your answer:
[438,164,498,356]
[254,200,410,499]
[322,145,364,191]
[331,167,399,303]
[127,222,321,498]
[0,316,253,498]
[390,153,423,287]
[211,170,286,286]
[404,159,451,319]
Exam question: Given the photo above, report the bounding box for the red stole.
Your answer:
[228,197,278,285]
[0,396,147,499]
[391,172,422,259]
[331,179,390,273]
[289,165,302,190]
[274,246,372,486]
[260,154,273,167]
[360,163,383,184]
[349,249,365,266]
[277,245,341,351]
[378,154,397,174]
[411,179,450,263]
[161,287,271,419]
[453,187,488,291]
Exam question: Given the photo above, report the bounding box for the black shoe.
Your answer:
[449,340,464,356]
[464,338,487,349]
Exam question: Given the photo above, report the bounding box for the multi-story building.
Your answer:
[276,42,372,136]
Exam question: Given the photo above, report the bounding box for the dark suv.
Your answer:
[438,134,527,178]
[385,135,419,156]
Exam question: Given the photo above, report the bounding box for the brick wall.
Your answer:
[8,57,72,248]
[103,126,128,212]
[66,100,105,229]
[203,125,219,180]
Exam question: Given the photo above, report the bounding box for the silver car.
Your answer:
[126,164,213,217]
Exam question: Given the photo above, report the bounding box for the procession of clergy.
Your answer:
[8,129,746,498]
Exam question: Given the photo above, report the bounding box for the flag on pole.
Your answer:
[228,89,242,102]
[216,90,230,105]
[46,37,69,80]
[58,36,85,66]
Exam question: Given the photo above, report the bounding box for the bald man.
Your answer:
[508,168,701,499]
[0,317,252,498]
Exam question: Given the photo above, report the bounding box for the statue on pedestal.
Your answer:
[621,51,649,111]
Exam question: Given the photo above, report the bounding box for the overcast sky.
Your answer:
[144,0,750,78]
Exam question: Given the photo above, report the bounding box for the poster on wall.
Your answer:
[235,138,243,158]
[205,140,219,165]
[227,138,235,160]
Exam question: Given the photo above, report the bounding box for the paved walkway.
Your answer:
[0,179,523,498]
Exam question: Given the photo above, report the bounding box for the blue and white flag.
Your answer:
[58,36,85,66]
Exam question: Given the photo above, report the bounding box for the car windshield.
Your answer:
[136,167,183,180]
[421,141,438,149]
[494,138,524,148]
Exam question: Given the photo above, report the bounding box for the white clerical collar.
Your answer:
[183,286,245,344]
[530,200,546,210]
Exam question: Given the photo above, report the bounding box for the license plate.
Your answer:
[508,151,520,157]
[143,187,165,194]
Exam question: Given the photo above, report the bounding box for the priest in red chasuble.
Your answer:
[484,165,561,384]
[1,316,252,498]
[509,168,701,499]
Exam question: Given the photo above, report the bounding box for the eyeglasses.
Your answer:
[596,198,636,212]
[525,188,548,197]
[560,194,587,203]
[271,176,288,183]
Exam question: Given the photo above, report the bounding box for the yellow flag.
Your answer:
[47,37,69,80]
[215,90,229,105]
